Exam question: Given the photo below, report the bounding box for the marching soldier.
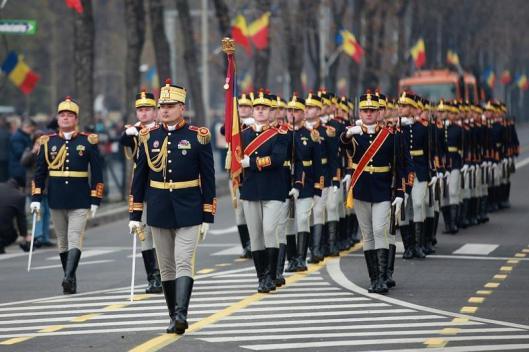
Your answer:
[31,97,103,294]
[119,89,162,294]
[341,92,405,294]
[129,80,215,334]
[239,90,288,293]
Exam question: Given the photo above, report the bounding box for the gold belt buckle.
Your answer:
[64,171,70,177]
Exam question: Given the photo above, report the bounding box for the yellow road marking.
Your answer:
[196,268,215,274]
[460,306,478,314]
[424,338,447,348]
[485,282,500,288]
[0,336,34,345]
[440,327,460,335]
[233,258,247,262]
[494,274,507,280]
[515,253,526,257]
[468,297,485,304]
[132,294,150,301]
[104,304,127,311]
[71,313,100,322]
[522,248,529,253]
[500,266,513,272]
[507,259,520,264]
[451,317,469,323]
[39,325,65,333]
[476,290,492,295]
[130,244,362,352]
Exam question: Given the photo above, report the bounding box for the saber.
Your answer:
[130,230,137,302]
[27,212,37,272]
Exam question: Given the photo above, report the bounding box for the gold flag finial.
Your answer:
[222,37,235,54]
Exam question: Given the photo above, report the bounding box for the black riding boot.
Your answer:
[375,248,389,294]
[432,211,439,246]
[62,248,81,294]
[449,205,459,234]
[143,249,162,294]
[413,222,426,258]
[285,234,298,272]
[441,206,451,234]
[423,217,436,254]
[308,225,323,264]
[252,250,269,293]
[276,244,287,287]
[237,225,252,258]
[400,224,414,259]
[174,276,193,334]
[480,196,489,223]
[296,232,310,271]
[264,247,279,292]
[363,250,378,293]
[386,244,396,288]
[327,221,340,256]
[161,280,177,333]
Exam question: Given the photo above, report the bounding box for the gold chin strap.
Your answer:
[44,142,67,170]
[141,136,169,178]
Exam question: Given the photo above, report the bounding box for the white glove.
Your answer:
[125,126,139,136]
[241,155,250,168]
[355,120,362,126]
[469,165,475,172]
[341,174,352,191]
[30,202,41,214]
[428,176,437,187]
[345,125,363,137]
[487,161,492,168]
[461,164,469,174]
[288,188,300,199]
[481,161,488,168]
[90,205,98,218]
[400,117,414,126]
[392,197,404,219]
[199,223,209,242]
[332,185,338,193]
[437,172,444,179]
[128,221,142,234]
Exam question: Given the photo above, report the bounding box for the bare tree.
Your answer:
[253,0,272,90]
[306,0,321,91]
[348,0,364,98]
[175,0,206,124]
[147,0,171,82]
[327,0,348,92]
[73,0,95,128]
[281,0,305,94]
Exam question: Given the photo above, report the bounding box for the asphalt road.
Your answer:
[1,126,528,352]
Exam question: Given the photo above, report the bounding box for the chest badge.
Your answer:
[303,140,307,146]
[76,145,86,156]
[153,140,160,148]
[178,140,191,150]
[51,145,57,152]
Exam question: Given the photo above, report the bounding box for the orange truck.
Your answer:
[399,69,479,103]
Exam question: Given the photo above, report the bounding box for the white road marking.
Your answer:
[45,249,117,261]
[220,309,416,320]
[212,245,245,256]
[453,244,499,255]
[363,344,529,352]
[515,156,529,169]
[250,297,368,305]
[32,259,114,270]
[208,226,237,235]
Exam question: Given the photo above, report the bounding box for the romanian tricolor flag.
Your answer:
[240,71,253,93]
[231,14,251,55]
[222,38,243,204]
[410,38,426,69]
[337,30,364,64]
[515,73,529,91]
[500,70,512,85]
[248,12,270,50]
[446,50,460,66]
[65,0,83,14]
[1,51,40,95]
[483,67,496,88]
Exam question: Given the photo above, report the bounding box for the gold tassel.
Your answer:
[346,186,354,209]
[225,145,232,171]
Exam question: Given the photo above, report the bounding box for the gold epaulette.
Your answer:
[310,129,320,143]
[277,124,289,135]
[326,125,336,137]
[139,127,150,143]
[39,135,50,145]
[189,125,211,145]
[81,132,99,144]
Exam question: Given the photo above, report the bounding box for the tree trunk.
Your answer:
[212,0,231,75]
[282,0,305,95]
[348,0,364,98]
[306,1,321,91]
[147,0,171,82]
[175,0,206,125]
[361,2,378,90]
[327,0,347,92]
[253,0,272,90]
[73,0,95,129]
[124,0,146,124]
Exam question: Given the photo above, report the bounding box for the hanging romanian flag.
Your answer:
[446,50,460,66]
[337,78,347,96]
[500,70,512,85]
[410,38,426,69]
[231,14,251,56]
[515,73,529,91]
[337,30,364,64]
[1,51,40,95]
[248,12,270,50]
[221,38,243,202]
[65,0,83,14]
[482,67,496,88]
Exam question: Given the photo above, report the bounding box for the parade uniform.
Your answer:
[129,81,216,334]
[342,93,405,294]
[32,97,103,294]
[239,91,288,293]
[119,90,162,294]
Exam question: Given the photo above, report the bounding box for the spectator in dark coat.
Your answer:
[8,119,37,188]
[0,179,30,254]
[0,117,10,182]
